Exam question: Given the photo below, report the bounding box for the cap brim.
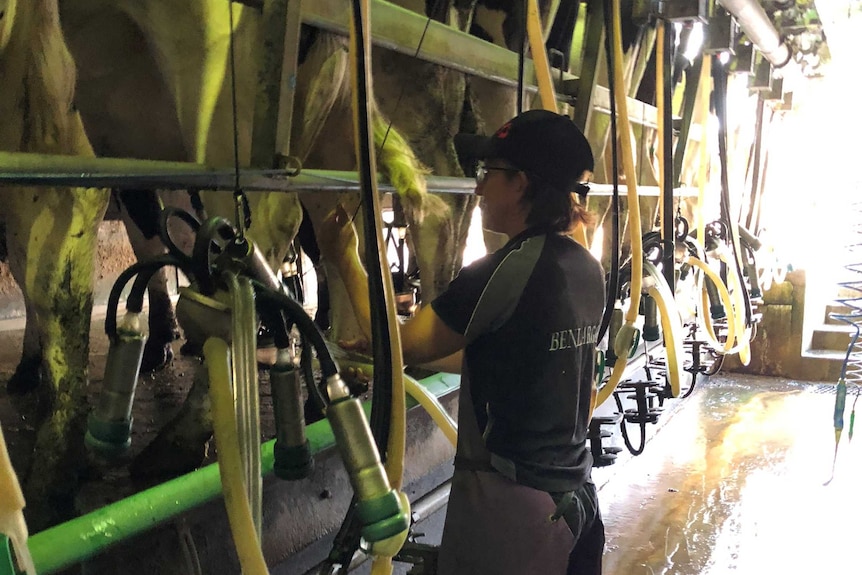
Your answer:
[454,133,493,163]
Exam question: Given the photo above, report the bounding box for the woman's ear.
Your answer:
[516,170,530,194]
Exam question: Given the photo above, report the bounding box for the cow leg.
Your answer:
[298,101,363,343]
[373,46,472,303]
[6,298,44,395]
[116,189,182,372]
[6,184,109,530]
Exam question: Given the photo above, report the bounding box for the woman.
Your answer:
[321,109,605,574]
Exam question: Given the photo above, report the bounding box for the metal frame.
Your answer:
[250,0,305,167]
[571,0,605,132]
[0,151,695,197]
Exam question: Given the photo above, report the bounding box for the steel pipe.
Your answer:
[0,152,697,198]
[718,0,791,67]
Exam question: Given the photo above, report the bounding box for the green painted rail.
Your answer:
[1,372,460,575]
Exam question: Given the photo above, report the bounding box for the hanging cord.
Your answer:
[597,0,621,343]
[658,20,675,294]
[228,0,251,237]
[378,0,446,151]
[517,0,527,113]
[712,59,753,327]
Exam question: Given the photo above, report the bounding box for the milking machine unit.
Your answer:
[589,0,778,462]
[86,205,409,569]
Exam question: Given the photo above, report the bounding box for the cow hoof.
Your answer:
[129,436,208,483]
[140,340,174,373]
[7,356,42,395]
[179,340,203,358]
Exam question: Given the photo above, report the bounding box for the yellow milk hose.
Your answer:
[405,374,458,447]
[685,256,737,354]
[719,251,752,364]
[644,262,684,398]
[204,337,269,575]
[526,0,558,113]
[696,57,712,244]
[596,0,644,407]
[348,1,408,571]
[526,0,591,248]
[649,19,687,397]
[332,354,458,449]
[0,423,36,575]
[689,56,749,362]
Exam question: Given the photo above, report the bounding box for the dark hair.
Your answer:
[520,173,595,234]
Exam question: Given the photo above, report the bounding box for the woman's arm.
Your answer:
[318,205,466,367]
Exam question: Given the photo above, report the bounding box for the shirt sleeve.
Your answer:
[431,257,494,337]
[431,235,545,344]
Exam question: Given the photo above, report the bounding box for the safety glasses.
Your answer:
[475,162,520,185]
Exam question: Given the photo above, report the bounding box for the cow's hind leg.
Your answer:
[116,189,190,372]
[6,298,45,395]
[6,185,109,530]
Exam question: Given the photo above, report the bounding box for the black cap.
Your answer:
[455,110,594,196]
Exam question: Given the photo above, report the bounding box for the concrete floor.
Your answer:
[1,311,856,574]
[314,373,858,575]
[595,375,858,575]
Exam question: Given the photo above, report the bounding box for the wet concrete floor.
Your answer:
[315,371,857,575]
[0,311,856,574]
[594,374,860,575]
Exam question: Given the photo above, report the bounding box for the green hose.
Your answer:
[0,373,459,575]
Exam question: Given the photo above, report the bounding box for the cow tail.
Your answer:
[372,113,436,221]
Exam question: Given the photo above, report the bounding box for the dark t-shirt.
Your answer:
[432,228,605,492]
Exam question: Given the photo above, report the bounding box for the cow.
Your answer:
[52,0,453,483]
[0,0,111,529]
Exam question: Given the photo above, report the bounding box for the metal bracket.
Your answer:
[703,6,737,54]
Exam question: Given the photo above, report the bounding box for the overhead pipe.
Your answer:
[717,0,791,68]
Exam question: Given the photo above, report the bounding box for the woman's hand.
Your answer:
[317,203,359,265]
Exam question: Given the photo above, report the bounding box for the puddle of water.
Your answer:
[599,376,862,574]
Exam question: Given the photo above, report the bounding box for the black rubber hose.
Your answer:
[661,23,675,294]
[350,0,394,462]
[254,283,339,380]
[712,58,753,326]
[597,0,622,343]
[105,255,188,339]
[614,392,646,455]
